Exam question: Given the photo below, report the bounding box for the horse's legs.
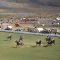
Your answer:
[16,44,17,48]
[35,43,37,46]
[16,44,20,48]
[54,42,55,45]
[10,37,12,40]
[9,37,11,40]
[39,44,41,46]
[22,43,24,46]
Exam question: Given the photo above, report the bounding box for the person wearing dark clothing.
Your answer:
[19,35,23,42]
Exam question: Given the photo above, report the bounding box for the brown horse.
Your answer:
[15,40,24,47]
[47,40,55,46]
[36,40,41,46]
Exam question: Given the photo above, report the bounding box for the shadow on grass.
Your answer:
[3,39,11,41]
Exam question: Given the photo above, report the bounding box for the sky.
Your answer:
[0,0,60,13]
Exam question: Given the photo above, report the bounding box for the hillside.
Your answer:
[0,0,60,18]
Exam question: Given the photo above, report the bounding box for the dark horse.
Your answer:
[7,34,12,40]
[47,40,55,46]
[36,40,41,46]
[15,40,24,47]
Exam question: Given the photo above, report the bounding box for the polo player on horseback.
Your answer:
[15,35,24,47]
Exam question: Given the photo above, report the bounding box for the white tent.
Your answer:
[36,28,44,32]
[8,26,12,29]
[56,17,60,20]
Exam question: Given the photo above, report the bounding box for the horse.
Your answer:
[7,34,12,40]
[47,40,55,46]
[36,40,41,46]
[15,40,24,47]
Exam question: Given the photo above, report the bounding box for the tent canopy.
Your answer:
[36,28,44,32]
[7,26,12,29]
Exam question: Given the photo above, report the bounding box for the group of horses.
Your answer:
[7,34,55,47]
[36,39,55,47]
[36,36,55,47]
[7,35,24,47]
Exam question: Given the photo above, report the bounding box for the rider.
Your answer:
[47,35,51,41]
[19,35,23,43]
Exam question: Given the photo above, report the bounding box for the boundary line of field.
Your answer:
[0,30,60,37]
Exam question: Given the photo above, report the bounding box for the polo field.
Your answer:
[0,32,60,60]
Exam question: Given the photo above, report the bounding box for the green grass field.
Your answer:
[0,32,60,60]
